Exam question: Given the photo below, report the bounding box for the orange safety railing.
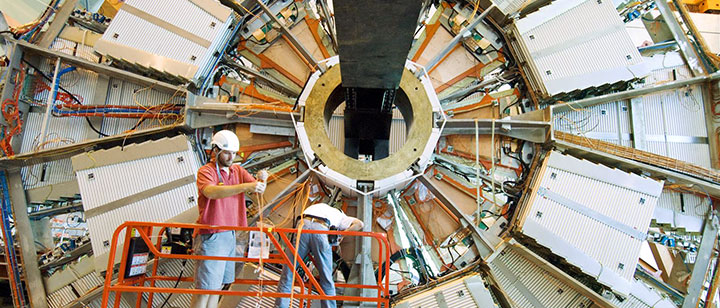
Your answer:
[101,221,391,308]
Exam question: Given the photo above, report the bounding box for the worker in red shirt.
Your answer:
[190,130,268,308]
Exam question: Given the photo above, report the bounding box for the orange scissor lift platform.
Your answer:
[101,221,391,308]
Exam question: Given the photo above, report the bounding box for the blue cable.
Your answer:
[199,15,244,94]
[50,66,181,116]
[0,171,27,306]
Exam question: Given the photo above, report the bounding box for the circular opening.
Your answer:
[322,86,414,163]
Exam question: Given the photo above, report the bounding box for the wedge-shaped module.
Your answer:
[72,135,202,272]
[509,0,650,96]
[94,0,233,80]
[518,151,663,296]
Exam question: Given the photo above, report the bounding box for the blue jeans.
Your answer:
[275,220,336,308]
[194,230,236,290]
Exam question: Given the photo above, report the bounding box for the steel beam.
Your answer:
[253,0,318,69]
[317,0,337,50]
[357,193,375,300]
[185,105,297,128]
[38,58,62,148]
[418,174,496,260]
[682,216,719,308]
[420,4,496,77]
[36,0,79,48]
[439,74,506,103]
[7,37,180,93]
[243,148,301,171]
[655,0,706,77]
[8,171,48,307]
[551,70,720,114]
[0,126,181,170]
[440,119,551,143]
[223,55,300,96]
[554,139,720,196]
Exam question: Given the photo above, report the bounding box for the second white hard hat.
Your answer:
[210,130,240,152]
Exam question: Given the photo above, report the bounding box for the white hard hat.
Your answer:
[211,130,240,152]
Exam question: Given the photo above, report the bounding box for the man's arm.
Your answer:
[199,165,263,199]
[202,183,258,199]
[345,218,364,232]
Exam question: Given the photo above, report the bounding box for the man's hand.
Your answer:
[254,181,266,194]
[257,169,269,182]
[347,218,364,232]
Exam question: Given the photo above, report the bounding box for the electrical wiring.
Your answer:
[1,63,27,156]
[16,0,61,42]
[22,59,186,137]
[21,59,109,136]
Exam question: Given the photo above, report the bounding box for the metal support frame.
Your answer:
[36,0,79,48]
[38,57,61,148]
[440,119,551,143]
[185,105,297,128]
[223,55,300,96]
[551,70,720,114]
[554,138,720,196]
[0,126,182,170]
[317,0,337,50]
[418,174,496,260]
[439,74,504,103]
[243,148,301,170]
[703,81,720,169]
[358,193,375,301]
[7,38,180,92]
[420,4,496,77]
[8,170,49,307]
[682,215,719,308]
[629,97,647,150]
[253,0,318,69]
[655,0,706,77]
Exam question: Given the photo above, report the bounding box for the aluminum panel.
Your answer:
[488,246,594,308]
[104,11,207,66]
[21,111,87,190]
[522,151,662,295]
[75,138,201,270]
[609,279,677,308]
[396,274,496,308]
[514,0,647,95]
[129,0,223,40]
[389,117,407,155]
[47,285,77,308]
[48,288,77,308]
[50,38,101,62]
[493,0,527,15]
[71,272,104,296]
